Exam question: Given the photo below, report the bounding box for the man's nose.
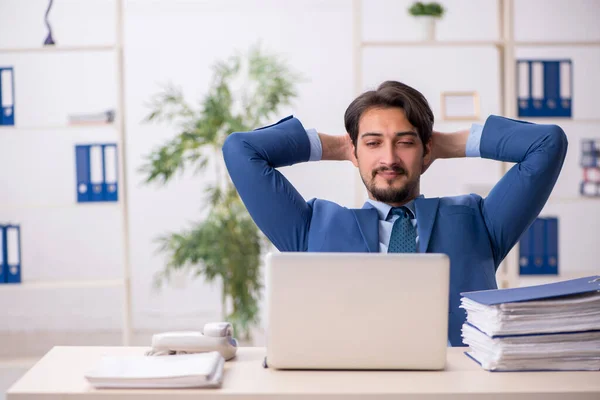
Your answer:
[379,143,398,166]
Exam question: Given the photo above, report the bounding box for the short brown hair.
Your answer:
[344,81,434,153]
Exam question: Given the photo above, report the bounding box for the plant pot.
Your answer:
[415,16,437,41]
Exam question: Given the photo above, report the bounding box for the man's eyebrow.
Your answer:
[360,131,417,138]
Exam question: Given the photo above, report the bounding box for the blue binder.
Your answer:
[531,218,545,273]
[0,225,6,283]
[519,218,560,275]
[0,67,15,126]
[75,144,119,203]
[90,145,105,202]
[518,225,532,275]
[461,276,600,305]
[0,225,22,284]
[544,217,559,275]
[103,144,119,202]
[76,145,91,202]
[517,59,572,118]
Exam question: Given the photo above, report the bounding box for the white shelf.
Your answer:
[517,271,599,287]
[360,40,600,49]
[0,45,116,54]
[0,279,124,291]
[362,40,503,48]
[519,118,600,124]
[515,41,600,47]
[0,202,120,210]
[0,124,116,131]
[548,196,600,204]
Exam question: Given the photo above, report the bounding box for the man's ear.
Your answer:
[421,139,433,174]
[351,145,358,167]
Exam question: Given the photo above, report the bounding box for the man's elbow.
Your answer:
[548,125,568,160]
[222,132,244,167]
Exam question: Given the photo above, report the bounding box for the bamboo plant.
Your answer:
[141,45,300,340]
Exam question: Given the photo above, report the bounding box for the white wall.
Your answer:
[0,0,599,339]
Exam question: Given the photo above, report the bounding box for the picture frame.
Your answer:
[440,91,480,121]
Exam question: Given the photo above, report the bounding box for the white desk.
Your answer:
[7,346,600,399]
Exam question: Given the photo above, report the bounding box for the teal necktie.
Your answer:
[388,207,417,253]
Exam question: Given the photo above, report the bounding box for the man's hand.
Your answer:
[319,133,357,164]
[422,129,470,174]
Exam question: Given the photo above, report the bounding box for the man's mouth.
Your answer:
[378,171,401,178]
[374,168,405,179]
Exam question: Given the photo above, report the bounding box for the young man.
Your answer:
[223,81,568,346]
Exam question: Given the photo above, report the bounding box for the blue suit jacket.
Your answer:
[223,115,568,346]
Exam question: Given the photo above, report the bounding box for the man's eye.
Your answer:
[366,142,379,147]
[399,141,414,145]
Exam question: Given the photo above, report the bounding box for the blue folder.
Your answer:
[0,224,22,284]
[461,276,600,305]
[75,145,91,202]
[0,67,15,126]
[518,225,531,275]
[0,225,6,283]
[544,217,559,275]
[531,218,545,272]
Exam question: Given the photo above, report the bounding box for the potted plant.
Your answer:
[141,44,300,341]
[408,2,445,41]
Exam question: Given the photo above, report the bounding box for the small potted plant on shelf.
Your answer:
[408,2,445,41]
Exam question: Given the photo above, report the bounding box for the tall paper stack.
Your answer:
[460,276,600,371]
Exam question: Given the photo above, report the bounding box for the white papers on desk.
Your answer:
[460,291,600,337]
[85,351,225,389]
[460,281,600,371]
[463,324,600,371]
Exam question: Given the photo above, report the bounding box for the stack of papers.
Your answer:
[85,351,225,389]
[460,276,600,371]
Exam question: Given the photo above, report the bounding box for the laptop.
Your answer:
[265,252,450,370]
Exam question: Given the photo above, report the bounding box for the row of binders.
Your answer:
[461,276,600,371]
[0,225,21,283]
[76,144,119,202]
[517,59,572,118]
[518,217,558,275]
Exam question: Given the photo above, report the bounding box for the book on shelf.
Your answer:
[68,110,115,125]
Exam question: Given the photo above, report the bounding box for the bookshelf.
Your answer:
[352,0,600,289]
[0,45,116,54]
[0,0,132,346]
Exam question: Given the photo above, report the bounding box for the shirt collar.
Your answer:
[366,196,422,221]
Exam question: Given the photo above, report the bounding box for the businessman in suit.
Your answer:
[222,81,568,346]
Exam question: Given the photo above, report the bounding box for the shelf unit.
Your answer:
[352,0,600,289]
[0,124,115,131]
[0,0,132,345]
[0,45,116,53]
[0,279,123,291]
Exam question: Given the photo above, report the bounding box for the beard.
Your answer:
[361,166,419,204]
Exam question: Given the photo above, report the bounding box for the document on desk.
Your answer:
[460,276,600,371]
[84,351,225,388]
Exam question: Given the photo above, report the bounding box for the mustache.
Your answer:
[373,166,406,178]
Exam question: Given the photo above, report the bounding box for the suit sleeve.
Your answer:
[479,115,568,267]
[222,116,313,251]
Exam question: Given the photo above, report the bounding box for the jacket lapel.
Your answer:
[351,203,379,253]
[415,197,440,253]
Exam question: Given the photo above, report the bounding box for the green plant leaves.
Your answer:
[142,44,300,339]
[408,2,445,18]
